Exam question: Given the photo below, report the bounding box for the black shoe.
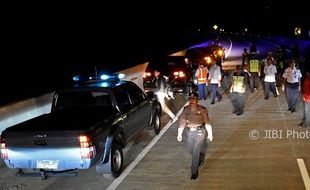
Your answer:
[264,97,269,100]
[218,96,222,102]
[236,112,243,116]
[291,109,296,113]
[191,173,198,180]
[298,122,305,128]
[288,108,292,111]
[211,101,215,104]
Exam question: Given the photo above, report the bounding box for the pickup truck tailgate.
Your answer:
[3,130,96,170]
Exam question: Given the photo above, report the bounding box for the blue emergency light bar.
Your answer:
[72,73,126,82]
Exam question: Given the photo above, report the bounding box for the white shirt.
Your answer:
[264,64,277,82]
[208,64,222,84]
[282,67,302,83]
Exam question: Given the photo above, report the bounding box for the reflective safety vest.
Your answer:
[197,68,208,84]
[249,59,259,73]
[232,75,245,93]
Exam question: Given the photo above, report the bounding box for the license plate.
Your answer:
[37,160,59,169]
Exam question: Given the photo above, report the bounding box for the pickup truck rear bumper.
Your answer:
[4,158,93,171]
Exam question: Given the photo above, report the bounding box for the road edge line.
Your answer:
[106,102,187,190]
[297,158,310,190]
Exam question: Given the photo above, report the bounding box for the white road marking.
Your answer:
[276,97,310,190]
[106,103,187,190]
[297,158,310,190]
[275,93,298,158]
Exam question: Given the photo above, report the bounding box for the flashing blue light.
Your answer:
[100,82,109,87]
[73,75,80,81]
[100,75,109,80]
[118,73,125,79]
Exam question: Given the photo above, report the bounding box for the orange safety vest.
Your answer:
[197,68,208,84]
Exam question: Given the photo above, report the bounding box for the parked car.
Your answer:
[143,55,193,94]
[0,74,162,180]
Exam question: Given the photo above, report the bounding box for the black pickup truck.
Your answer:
[0,77,162,180]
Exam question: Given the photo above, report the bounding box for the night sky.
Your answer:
[1,1,309,105]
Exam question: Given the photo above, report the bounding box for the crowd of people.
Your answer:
[148,43,309,180]
[240,43,309,124]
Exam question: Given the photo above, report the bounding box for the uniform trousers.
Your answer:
[197,83,207,100]
[210,84,222,103]
[264,81,277,99]
[186,127,208,176]
[285,83,299,111]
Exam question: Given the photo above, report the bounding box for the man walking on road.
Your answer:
[208,61,222,104]
[263,57,278,99]
[230,65,247,115]
[195,64,208,100]
[153,69,178,123]
[282,59,302,113]
[177,92,213,180]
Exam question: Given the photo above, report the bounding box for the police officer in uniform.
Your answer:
[177,92,213,180]
[282,59,302,112]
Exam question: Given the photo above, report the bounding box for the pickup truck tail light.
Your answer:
[0,137,8,159]
[79,135,96,159]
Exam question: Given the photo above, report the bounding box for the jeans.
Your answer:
[264,82,277,99]
[285,84,299,111]
[197,83,207,100]
[210,84,222,103]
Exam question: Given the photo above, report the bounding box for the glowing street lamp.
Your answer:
[213,25,218,30]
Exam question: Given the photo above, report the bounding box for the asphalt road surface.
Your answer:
[1,35,309,190]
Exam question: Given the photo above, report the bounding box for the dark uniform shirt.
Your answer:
[179,105,209,128]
